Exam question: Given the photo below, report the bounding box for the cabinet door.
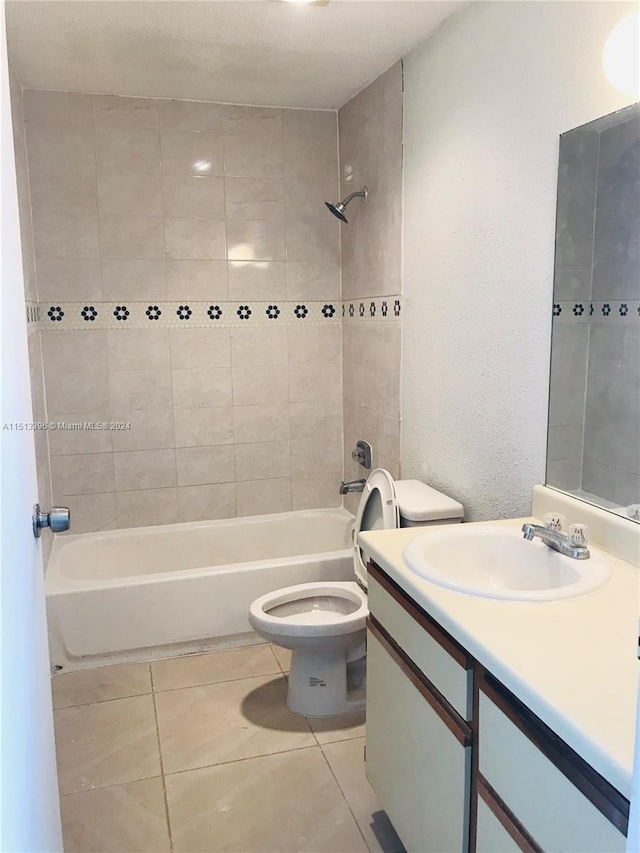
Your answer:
[366,629,471,853]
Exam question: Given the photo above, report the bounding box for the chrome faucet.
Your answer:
[340,479,366,495]
[521,522,590,560]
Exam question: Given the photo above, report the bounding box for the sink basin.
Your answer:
[402,525,610,601]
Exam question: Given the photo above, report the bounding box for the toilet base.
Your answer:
[287,647,366,717]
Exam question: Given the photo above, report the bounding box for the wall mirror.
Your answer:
[547,102,640,522]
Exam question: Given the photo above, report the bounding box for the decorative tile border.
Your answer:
[553,300,640,323]
[342,296,403,324]
[25,302,40,325]
[37,301,341,330]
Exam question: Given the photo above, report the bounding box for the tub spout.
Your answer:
[340,479,366,495]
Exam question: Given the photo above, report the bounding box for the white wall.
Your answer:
[401,0,637,521]
[1,6,62,848]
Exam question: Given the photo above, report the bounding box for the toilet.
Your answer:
[248,469,464,717]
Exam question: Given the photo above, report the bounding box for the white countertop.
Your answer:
[359,517,639,798]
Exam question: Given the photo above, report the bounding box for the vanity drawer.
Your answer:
[478,677,627,853]
[367,563,472,719]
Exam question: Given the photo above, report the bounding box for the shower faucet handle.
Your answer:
[351,440,372,469]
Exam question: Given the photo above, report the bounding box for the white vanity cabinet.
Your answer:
[366,565,473,852]
[365,562,630,853]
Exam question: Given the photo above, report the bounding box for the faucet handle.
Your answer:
[569,523,588,548]
[543,513,564,532]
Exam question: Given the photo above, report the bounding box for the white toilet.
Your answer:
[248,469,464,717]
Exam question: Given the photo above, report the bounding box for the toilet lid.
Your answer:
[353,468,399,589]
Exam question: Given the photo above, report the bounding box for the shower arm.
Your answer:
[341,188,368,206]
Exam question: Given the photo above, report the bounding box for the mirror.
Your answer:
[547,103,640,523]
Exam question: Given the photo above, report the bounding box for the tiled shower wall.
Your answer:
[17,90,345,532]
[548,111,640,505]
[339,62,403,513]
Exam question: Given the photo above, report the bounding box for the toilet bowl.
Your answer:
[248,469,464,717]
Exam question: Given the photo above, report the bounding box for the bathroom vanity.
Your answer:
[360,489,639,853]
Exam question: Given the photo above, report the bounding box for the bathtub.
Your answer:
[46,508,354,671]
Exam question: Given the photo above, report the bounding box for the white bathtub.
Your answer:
[46,508,354,671]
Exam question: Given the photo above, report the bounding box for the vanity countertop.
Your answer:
[359,517,639,798]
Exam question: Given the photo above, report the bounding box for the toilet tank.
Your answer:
[394,480,464,528]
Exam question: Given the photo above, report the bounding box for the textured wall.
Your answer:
[339,62,403,513]
[23,91,343,532]
[401,1,636,522]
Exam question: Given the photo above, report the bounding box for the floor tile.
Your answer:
[308,709,366,744]
[271,643,292,672]
[166,746,368,853]
[155,674,316,774]
[60,777,170,853]
[52,662,151,709]
[152,644,279,692]
[54,694,161,794]
[322,738,405,853]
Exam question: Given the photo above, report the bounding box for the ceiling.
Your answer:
[5,0,464,110]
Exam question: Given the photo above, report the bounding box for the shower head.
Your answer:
[325,187,368,223]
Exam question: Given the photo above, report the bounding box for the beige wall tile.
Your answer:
[33,214,100,259]
[99,215,165,259]
[53,492,117,534]
[94,126,161,174]
[160,130,223,176]
[227,260,286,301]
[283,109,338,179]
[53,663,151,709]
[159,100,222,133]
[172,368,232,409]
[60,777,170,853]
[291,434,342,476]
[176,445,235,486]
[23,90,93,125]
[101,259,167,301]
[36,259,103,303]
[222,105,283,178]
[233,404,289,444]
[51,452,115,496]
[42,329,107,374]
[97,173,163,216]
[338,74,384,132]
[232,366,288,406]
[289,361,342,403]
[285,259,341,301]
[54,695,160,794]
[170,328,231,369]
[107,329,170,371]
[25,122,95,176]
[164,217,226,260]
[30,171,97,216]
[116,488,178,528]
[284,176,339,221]
[292,475,341,510]
[287,324,341,363]
[236,478,292,516]
[289,400,342,440]
[226,219,285,262]
[166,260,228,300]
[46,371,110,415]
[111,409,175,452]
[162,175,225,218]
[174,407,234,448]
[285,220,339,263]
[177,483,236,522]
[48,412,113,456]
[382,60,403,103]
[114,448,176,491]
[92,95,159,128]
[234,440,290,482]
[230,327,288,368]
[225,177,284,220]
[109,370,172,411]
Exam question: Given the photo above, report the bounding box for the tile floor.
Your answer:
[52,643,405,853]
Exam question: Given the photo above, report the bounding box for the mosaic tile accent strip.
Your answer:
[341,296,403,324]
[38,301,342,330]
[552,300,640,323]
[25,302,40,325]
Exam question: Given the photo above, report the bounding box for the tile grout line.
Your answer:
[318,741,372,853]
[149,663,175,853]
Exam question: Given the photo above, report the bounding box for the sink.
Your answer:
[402,525,610,601]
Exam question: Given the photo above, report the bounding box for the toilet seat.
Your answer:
[249,581,367,639]
[353,468,399,589]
